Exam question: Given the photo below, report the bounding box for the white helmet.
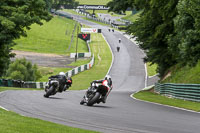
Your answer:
[105,75,111,80]
[59,72,65,76]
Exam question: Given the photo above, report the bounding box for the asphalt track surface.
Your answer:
[1,12,200,133]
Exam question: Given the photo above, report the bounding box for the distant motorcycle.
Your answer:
[80,80,112,106]
[44,77,72,98]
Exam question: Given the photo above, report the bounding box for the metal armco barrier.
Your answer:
[0,79,24,88]
[155,83,200,102]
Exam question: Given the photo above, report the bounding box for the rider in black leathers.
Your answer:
[49,72,72,92]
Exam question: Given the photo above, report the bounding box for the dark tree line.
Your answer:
[107,0,200,76]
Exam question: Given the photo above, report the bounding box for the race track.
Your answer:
[1,11,200,133]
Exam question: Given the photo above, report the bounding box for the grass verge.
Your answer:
[133,90,200,112]
[0,108,97,133]
[147,62,157,76]
[69,33,112,90]
[162,61,200,84]
[14,16,87,55]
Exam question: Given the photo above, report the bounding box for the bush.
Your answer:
[6,58,41,81]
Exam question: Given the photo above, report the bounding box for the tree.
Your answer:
[0,0,52,77]
[131,0,179,76]
[168,0,200,66]
[6,58,41,81]
[107,0,134,13]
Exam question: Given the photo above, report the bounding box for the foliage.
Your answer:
[129,0,179,76]
[107,0,134,13]
[147,62,158,76]
[168,0,200,67]
[6,58,41,81]
[0,0,52,77]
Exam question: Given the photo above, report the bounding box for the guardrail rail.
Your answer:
[155,83,200,102]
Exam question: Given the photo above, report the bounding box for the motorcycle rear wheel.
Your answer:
[44,86,55,98]
[87,92,101,106]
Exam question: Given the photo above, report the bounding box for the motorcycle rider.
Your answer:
[89,75,112,103]
[48,72,72,92]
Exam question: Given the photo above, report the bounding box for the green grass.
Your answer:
[0,108,97,133]
[14,16,88,55]
[163,61,200,84]
[133,90,200,112]
[122,11,141,22]
[147,62,157,76]
[68,58,91,67]
[69,33,112,90]
[76,0,111,5]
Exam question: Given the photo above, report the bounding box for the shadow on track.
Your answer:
[87,105,113,109]
[48,97,64,100]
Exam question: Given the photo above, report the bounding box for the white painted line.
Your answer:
[130,93,200,114]
[101,33,114,75]
[144,63,148,88]
[0,105,9,111]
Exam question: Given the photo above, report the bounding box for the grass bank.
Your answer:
[133,90,200,112]
[0,108,97,133]
[70,33,112,90]
[162,61,200,84]
[14,16,87,55]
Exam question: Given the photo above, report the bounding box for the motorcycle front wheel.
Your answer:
[87,92,101,106]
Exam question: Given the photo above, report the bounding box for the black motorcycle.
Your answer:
[80,81,112,106]
[44,77,72,98]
